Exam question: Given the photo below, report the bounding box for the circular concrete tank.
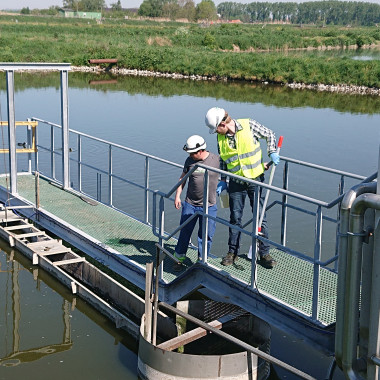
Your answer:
[138,300,271,380]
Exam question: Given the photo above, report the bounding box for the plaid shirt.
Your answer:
[218,119,277,180]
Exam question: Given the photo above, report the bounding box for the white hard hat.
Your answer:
[183,135,207,153]
[205,107,226,134]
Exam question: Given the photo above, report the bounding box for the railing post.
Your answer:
[334,175,345,271]
[144,261,154,343]
[108,145,113,206]
[27,118,32,174]
[144,157,149,224]
[6,70,17,195]
[312,205,322,321]
[77,135,82,192]
[97,173,102,201]
[60,69,70,189]
[51,124,55,180]
[201,170,210,263]
[152,245,161,346]
[281,161,289,246]
[158,196,165,280]
[250,186,260,289]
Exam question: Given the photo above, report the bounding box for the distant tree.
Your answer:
[111,0,122,11]
[63,0,78,9]
[138,0,165,17]
[80,0,105,11]
[216,1,380,26]
[20,7,30,14]
[47,6,60,15]
[162,0,180,20]
[177,0,196,21]
[196,0,217,21]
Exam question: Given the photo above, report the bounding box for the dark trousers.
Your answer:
[228,176,269,257]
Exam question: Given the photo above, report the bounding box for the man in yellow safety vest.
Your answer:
[205,107,280,269]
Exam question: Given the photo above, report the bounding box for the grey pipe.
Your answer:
[335,182,377,369]
[342,193,380,380]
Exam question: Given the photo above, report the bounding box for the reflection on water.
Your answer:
[0,241,138,380]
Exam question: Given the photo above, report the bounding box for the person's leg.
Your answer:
[175,202,198,261]
[247,176,270,257]
[228,180,246,256]
[197,204,217,259]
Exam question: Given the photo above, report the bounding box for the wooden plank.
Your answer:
[15,231,45,238]
[157,320,222,351]
[88,59,118,64]
[26,240,56,248]
[38,248,71,256]
[53,257,85,266]
[0,217,26,223]
[4,223,34,231]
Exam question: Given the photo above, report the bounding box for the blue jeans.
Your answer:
[228,176,269,257]
[175,201,217,260]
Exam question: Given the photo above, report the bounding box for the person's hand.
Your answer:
[269,152,280,166]
[174,197,182,209]
[216,181,228,196]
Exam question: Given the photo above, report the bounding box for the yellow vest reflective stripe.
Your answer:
[218,119,264,179]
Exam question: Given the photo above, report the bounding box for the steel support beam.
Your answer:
[60,70,70,189]
[6,70,17,195]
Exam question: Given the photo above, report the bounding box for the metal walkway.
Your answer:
[0,174,337,351]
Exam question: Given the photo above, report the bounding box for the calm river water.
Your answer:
[0,71,379,380]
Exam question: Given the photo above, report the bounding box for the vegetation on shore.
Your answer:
[0,15,379,88]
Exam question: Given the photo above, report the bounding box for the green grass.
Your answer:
[1,15,379,88]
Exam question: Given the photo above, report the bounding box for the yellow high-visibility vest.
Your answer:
[218,119,264,179]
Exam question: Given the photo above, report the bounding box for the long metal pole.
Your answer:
[144,157,149,224]
[108,145,113,206]
[60,70,70,189]
[201,170,210,263]
[281,161,289,246]
[250,186,260,289]
[311,206,322,321]
[6,70,17,195]
[144,262,153,343]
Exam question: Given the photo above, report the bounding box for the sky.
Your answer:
[1,0,379,11]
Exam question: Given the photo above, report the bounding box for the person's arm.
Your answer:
[249,119,277,155]
[174,171,186,209]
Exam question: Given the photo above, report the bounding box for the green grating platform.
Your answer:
[0,174,337,326]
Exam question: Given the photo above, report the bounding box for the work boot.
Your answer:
[258,254,277,269]
[173,261,184,272]
[221,252,237,266]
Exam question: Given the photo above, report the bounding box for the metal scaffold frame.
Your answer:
[0,63,71,194]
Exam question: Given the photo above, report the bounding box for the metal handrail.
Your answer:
[24,118,376,325]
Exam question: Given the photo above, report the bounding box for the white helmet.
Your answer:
[205,107,226,134]
[183,135,206,153]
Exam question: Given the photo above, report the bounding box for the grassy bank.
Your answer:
[1,15,379,88]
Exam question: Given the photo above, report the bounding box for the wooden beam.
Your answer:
[16,231,45,238]
[157,319,222,351]
[53,257,85,266]
[88,59,118,64]
[38,248,72,256]
[4,223,34,231]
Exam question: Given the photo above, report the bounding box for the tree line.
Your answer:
[18,0,380,26]
[217,1,380,26]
